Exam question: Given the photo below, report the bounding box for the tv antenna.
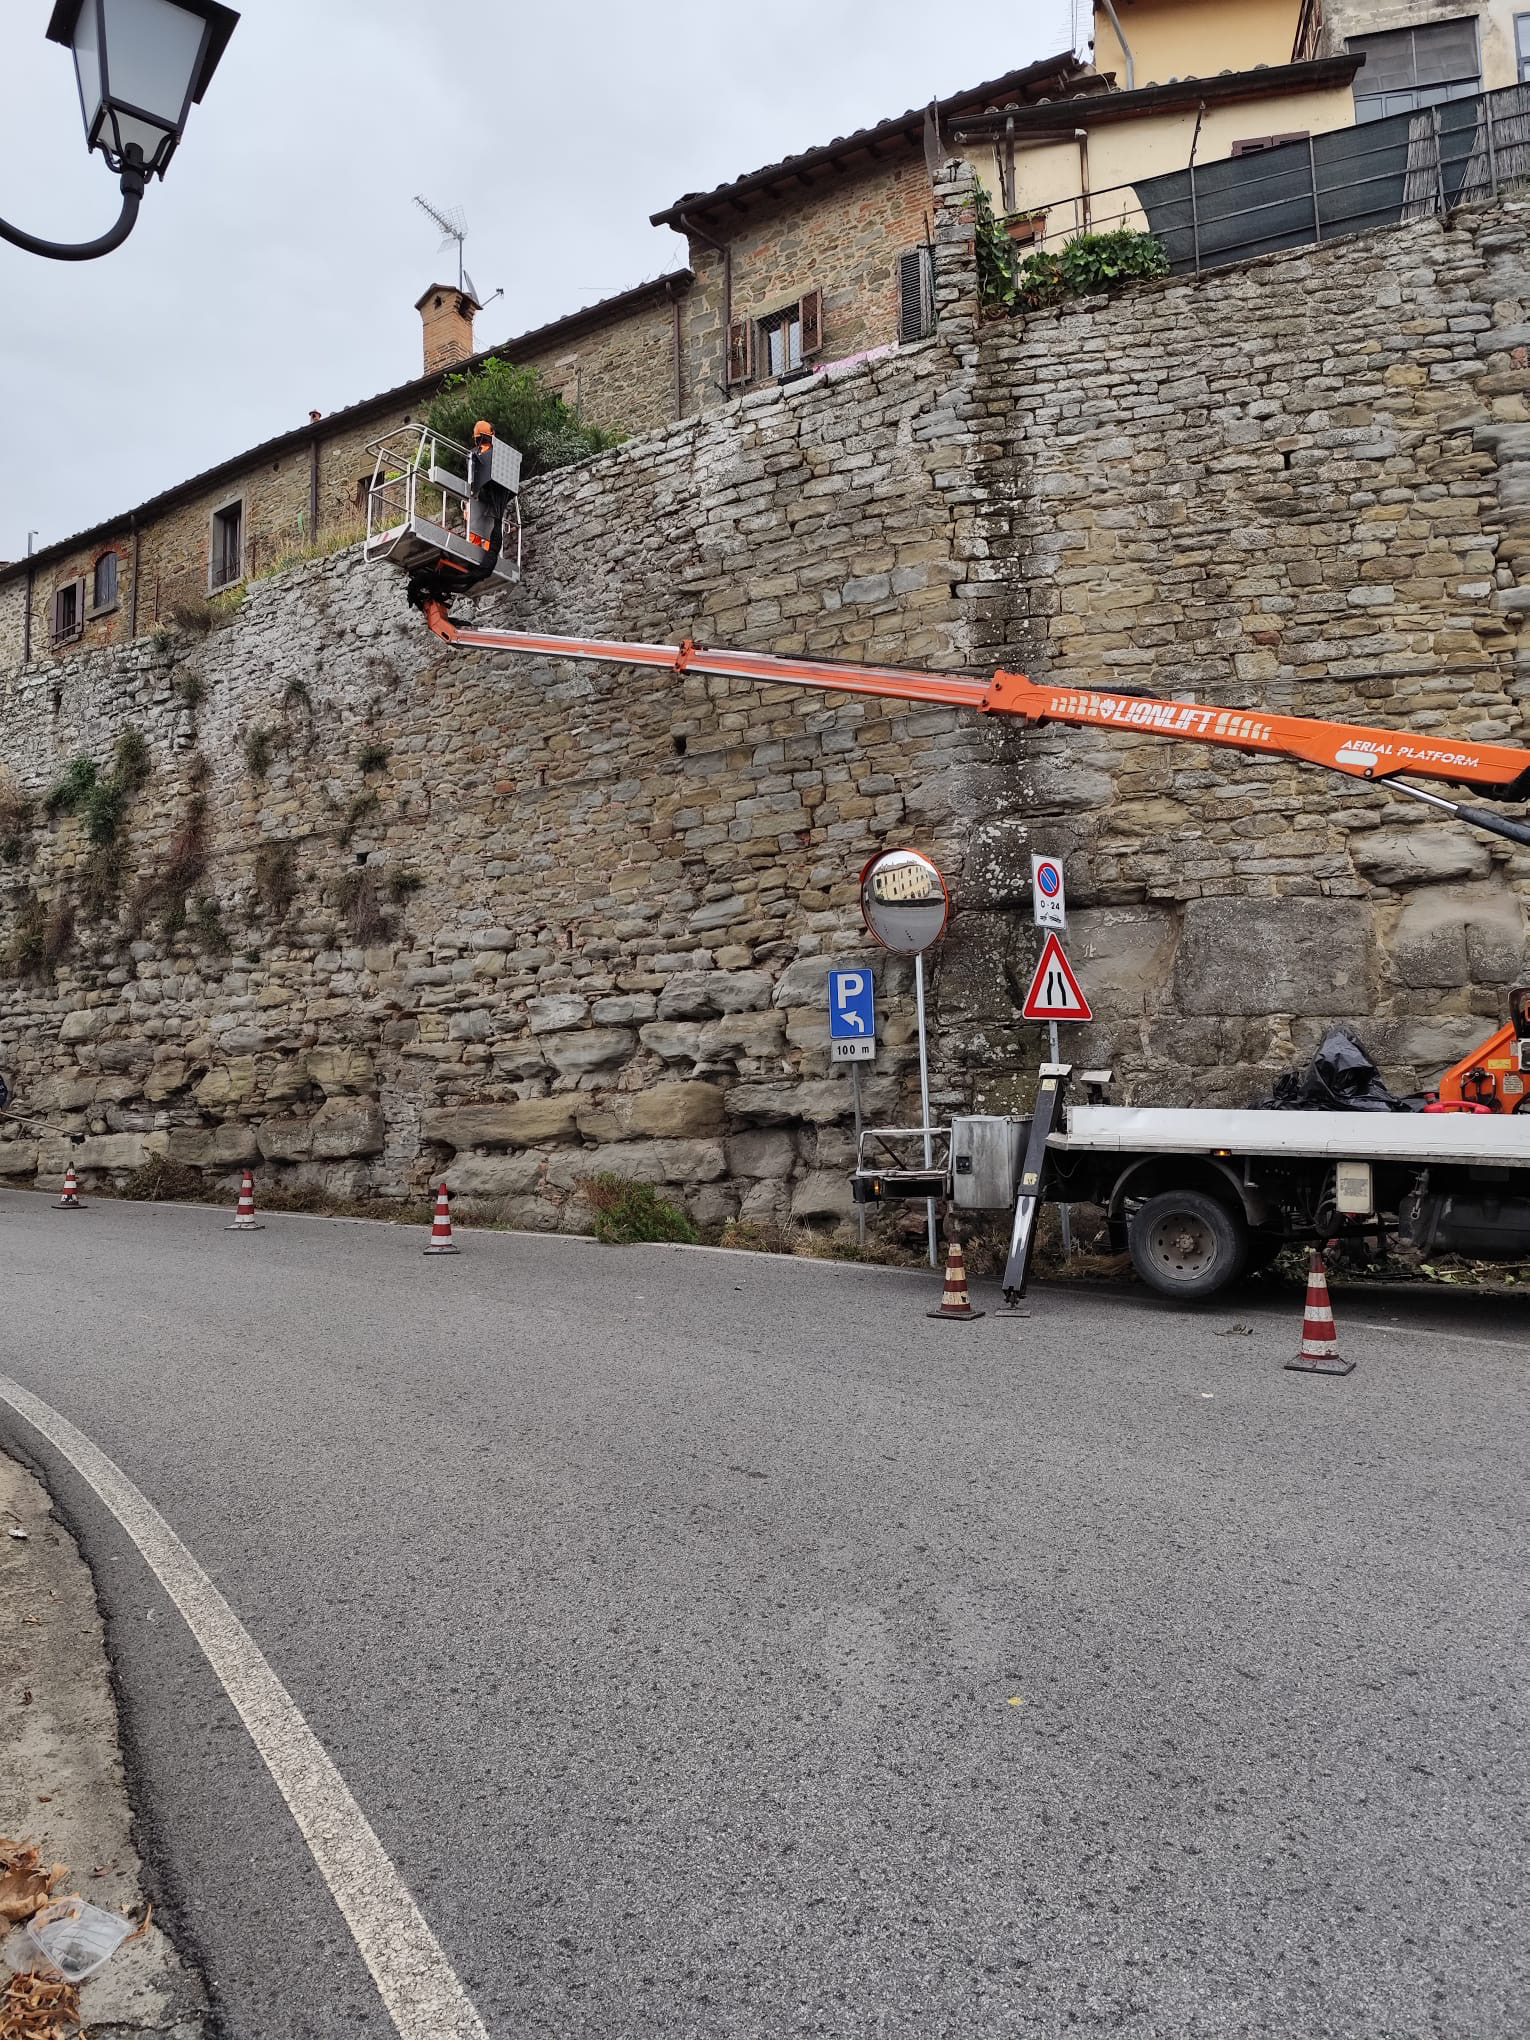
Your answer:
[414,194,478,301]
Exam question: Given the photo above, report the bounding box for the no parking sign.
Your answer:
[1031,854,1066,931]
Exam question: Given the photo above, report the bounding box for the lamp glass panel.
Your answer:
[72,0,105,139]
[100,0,206,124]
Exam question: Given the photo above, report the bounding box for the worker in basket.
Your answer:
[406,420,513,616]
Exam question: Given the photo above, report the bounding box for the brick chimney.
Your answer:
[415,282,481,376]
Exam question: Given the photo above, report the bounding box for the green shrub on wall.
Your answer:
[973,177,1167,313]
[425,356,624,477]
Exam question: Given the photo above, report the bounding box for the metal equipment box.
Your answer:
[950,1115,1029,1210]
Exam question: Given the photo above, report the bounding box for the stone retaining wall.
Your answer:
[0,169,1527,1221]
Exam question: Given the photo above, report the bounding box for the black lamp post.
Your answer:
[0,0,238,263]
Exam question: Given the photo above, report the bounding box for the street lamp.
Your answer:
[0,0,238,263]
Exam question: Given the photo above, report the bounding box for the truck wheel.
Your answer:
[1130,1189,1248,1301]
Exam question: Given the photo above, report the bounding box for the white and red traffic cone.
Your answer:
[56,1165,83,1210]
[226,1168,264,1233]
[928,1236,983,1322]
[1285,1249,1352,1375]
[422,1183,459,1256]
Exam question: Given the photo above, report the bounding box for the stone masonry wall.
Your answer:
[1,168,1528,1224]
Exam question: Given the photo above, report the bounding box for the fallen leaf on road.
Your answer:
[0,1965,83,2039]
[0,1844,69,1927]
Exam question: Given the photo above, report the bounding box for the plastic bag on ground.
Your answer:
[23,1896,134,1982]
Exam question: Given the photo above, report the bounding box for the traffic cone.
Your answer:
[928,1236,983,1321]
[226,1168,264,1233]
[1285,1249,1352,1375]
[56,1165,83,1210]
[422,1183,459,1256]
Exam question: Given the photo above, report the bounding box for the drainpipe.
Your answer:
[679,211,732,392]
[23,531,35,668]
[1097,0,1136,90]
[308,426,320,545]
[1076,130,1092,230]
[128,514,139,637]
[665,275,685,420]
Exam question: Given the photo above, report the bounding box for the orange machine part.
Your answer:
[419,603,1530,796]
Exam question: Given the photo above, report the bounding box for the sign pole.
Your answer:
[851,1060,866,1248]
[915,949,936,1268]
[1048,1016,1073,1257]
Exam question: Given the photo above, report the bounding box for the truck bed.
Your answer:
[1055,1106,1530,1168]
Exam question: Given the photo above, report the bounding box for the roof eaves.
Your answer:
[650,50,1088,228]
[1,269,693,589]
[950,54,1364,137]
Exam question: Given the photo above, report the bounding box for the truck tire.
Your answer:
[1130,1189,1248,1301]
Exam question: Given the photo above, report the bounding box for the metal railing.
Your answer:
[1004,80,1530,278]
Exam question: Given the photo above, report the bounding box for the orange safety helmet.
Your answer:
[473,419,493,443]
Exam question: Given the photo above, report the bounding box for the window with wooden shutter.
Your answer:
[90,550,118,613]
[898,249,934,343]
[210,500,244,591]
[50,580,83,647]
[798,287,822,357]
[726,318,753,385]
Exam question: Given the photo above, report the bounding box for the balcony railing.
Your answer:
[1004,80,1530,281]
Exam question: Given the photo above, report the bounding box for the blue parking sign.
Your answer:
[828,968,876,1061]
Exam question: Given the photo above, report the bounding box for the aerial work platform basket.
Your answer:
[363,422,522,587]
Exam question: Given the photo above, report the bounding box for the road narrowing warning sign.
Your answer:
[1021,933,1092,1022]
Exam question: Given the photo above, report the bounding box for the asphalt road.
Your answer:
[0,1187,1525,2039]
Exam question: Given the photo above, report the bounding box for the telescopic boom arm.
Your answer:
[417,600,1530,849]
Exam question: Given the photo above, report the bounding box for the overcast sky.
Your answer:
[0,0,1083,557]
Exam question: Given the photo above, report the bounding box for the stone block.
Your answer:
[1388,885,1525,990]
[58,1009,104,1044]
[1350,827,1491,888]
[143,1060,190,1101]
[527,995,588,1034]
[791,1171,855,1220]
[444,1152,546,1196]
[211,1122,261,1166]
[0,1142,38,1176]
[257,1116,312,1163]
[310,1098,385,1159]
[726,1130,796,1179]
[725,1077,898,1124]
[96,1038,153,1073]
[706,970,773,1013]
[541,1026,637,1075]
[656,973,721,1020]
[1172,899,1371,1018]
[591,993,657,1024]
[306,1046,374,1095]
[422,1098,580,1148]
[195,1059,259,1108]
[71,1133,149,1171]
[632,1081,727,1138]
[638,1021,704,1063]
[698,1012,788,1059]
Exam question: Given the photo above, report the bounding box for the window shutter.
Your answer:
[898,251,933,342]
[50,589,63,640]
[798,287,823,357]
[726,318,753,385]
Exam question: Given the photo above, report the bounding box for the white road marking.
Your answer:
[0,1377,488,2040]
[1347,1318,1529,1357]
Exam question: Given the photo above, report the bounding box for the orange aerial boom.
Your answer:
[417,600,1530,849]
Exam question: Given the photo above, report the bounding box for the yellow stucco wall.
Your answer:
[1007,82,1359,245]
[1095,0,1305,86]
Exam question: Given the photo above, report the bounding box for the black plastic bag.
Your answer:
[1262,1027,1424,1113]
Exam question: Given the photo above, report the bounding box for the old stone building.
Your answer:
[0,162,1526,1227]
[0,269,689,677]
